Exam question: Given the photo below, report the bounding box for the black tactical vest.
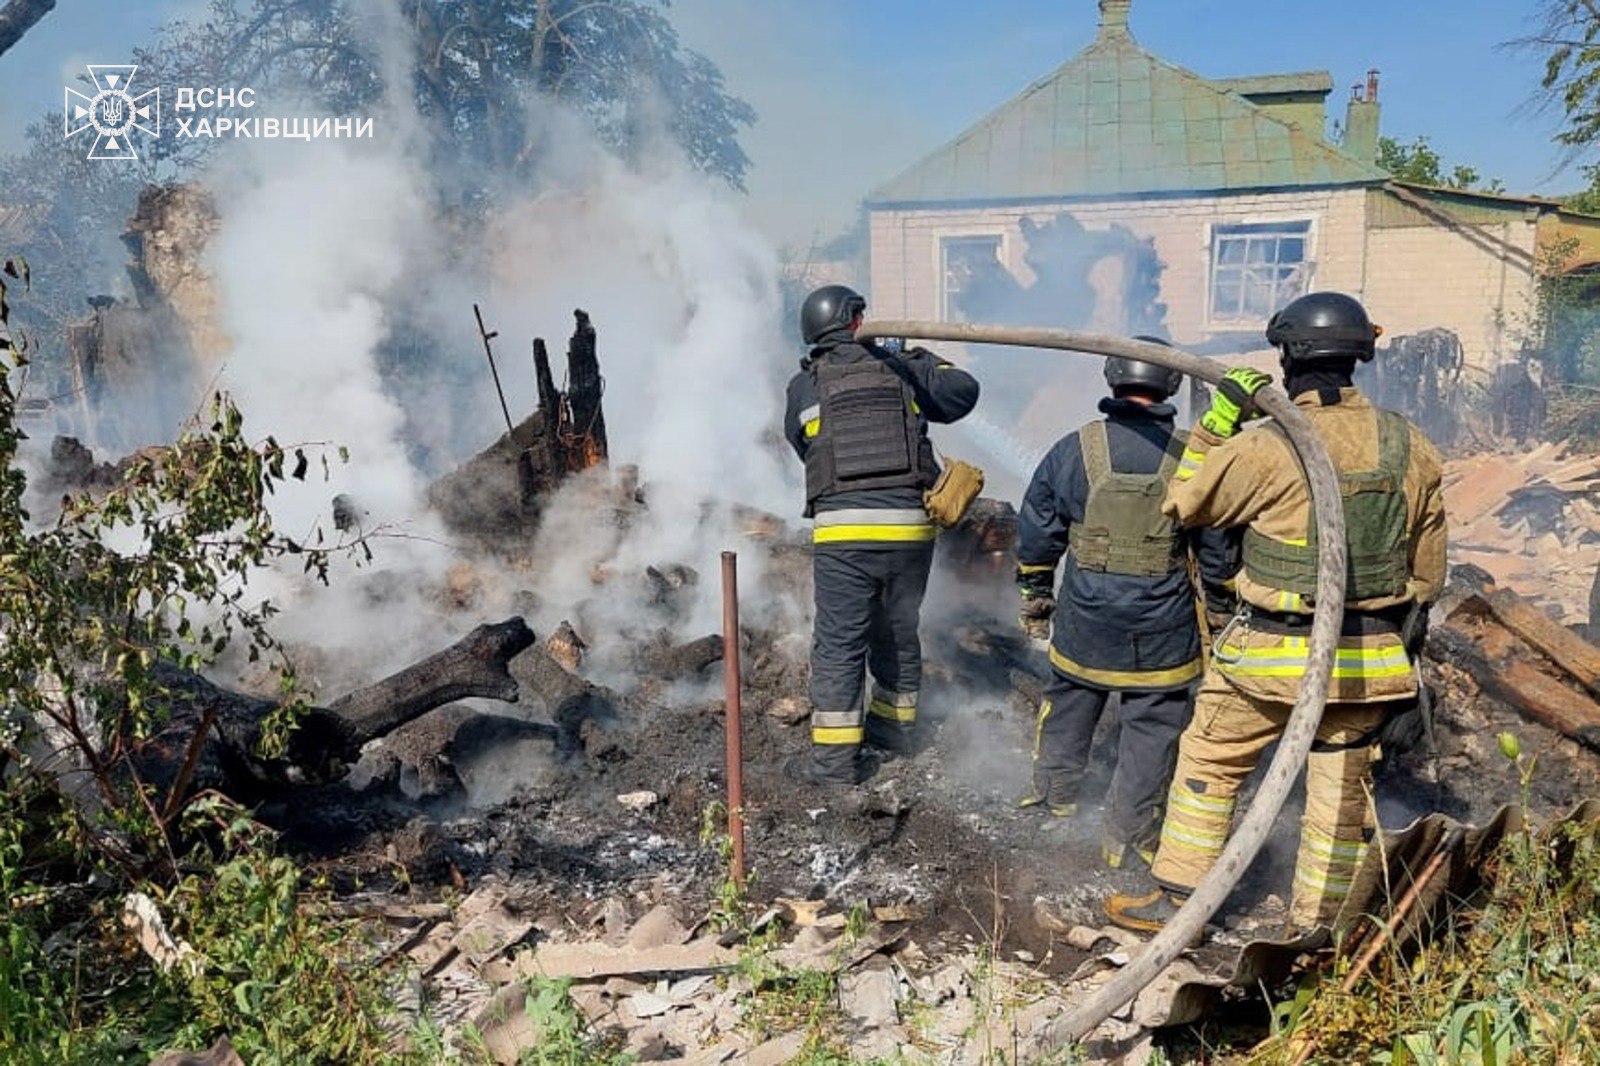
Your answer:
[803,358,937,512]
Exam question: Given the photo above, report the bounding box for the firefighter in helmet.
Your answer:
[1015,338,1238,869]
[783,284,980,786]
[1105,292,1447,934]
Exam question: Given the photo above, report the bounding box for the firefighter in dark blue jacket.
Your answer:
[784,285,981,786]
[1016,344,1237,868]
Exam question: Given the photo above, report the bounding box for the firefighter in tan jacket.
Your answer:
[1106,292,1448,934]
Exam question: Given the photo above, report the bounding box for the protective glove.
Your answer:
[1202,582,1238,633]
[1199,367,1273,439]
[1019,594,1055,642]
[1016,564,1056,641]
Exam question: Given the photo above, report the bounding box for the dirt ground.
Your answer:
[260,542,1600,1008]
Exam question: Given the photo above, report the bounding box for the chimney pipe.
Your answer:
[1344,69,1382,164]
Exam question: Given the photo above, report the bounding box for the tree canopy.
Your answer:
[1376,135,1505,194]
[133,0,755,191]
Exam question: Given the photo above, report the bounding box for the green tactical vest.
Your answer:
[1067,420,1187,577]
[1242,408,1412,603]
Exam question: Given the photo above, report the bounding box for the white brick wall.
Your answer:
[867,188,1545,374]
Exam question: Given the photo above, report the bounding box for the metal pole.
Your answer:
[473,302,516,436]
[720,550,747,886]
[857,321,1347,1048]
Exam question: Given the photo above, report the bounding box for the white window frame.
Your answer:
[1205,218,1316,327]
[939,233,1007,323]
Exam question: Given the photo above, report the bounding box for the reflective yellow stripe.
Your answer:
[1162,822,1229,853]
[868,700,916,723]
[1174,447,1205,482]
[1049,646,1203,688]
[1214,643,1412,680]
[1168,786,1235,816]
[910,399,922,415]
[1032,699,1054,760]
[1018,563,1055,575]
[814,525,937,544]
[803,418,821,439]
[812,726,864,745]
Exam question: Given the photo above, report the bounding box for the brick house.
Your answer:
[864,0,1600,387]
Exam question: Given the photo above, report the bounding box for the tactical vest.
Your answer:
[1066,420,1187,577]
[1243,409,1412,603]
[803,358,936,511]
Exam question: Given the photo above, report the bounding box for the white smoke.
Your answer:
[191,20,801,688]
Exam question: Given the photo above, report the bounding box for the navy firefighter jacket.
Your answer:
[1018,397,1239,690]
[784,329,979,549]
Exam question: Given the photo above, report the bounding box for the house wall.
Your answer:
[1363,217,1537,371]
[868,187,1370,346]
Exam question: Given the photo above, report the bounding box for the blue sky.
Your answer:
[0,0,1580,246]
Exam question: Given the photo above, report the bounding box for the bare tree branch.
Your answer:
[0,0,57,59]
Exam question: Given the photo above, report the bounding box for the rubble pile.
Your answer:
[1441,445,1600,624]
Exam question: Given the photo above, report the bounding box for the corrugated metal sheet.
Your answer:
[868,29,1385,206]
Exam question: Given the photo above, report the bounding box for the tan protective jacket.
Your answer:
[1165,388,1447,702]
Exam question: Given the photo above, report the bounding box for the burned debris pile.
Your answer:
[1441,445,1600,624]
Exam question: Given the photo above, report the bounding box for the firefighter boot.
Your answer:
[784,745,870,788]
[1101,825,1160,871]
[1105,878,1189,934]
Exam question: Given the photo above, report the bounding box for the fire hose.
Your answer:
[857,321,1348,1047]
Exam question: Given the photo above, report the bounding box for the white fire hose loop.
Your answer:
[857,321,1348,1046]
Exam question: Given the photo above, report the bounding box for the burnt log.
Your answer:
[564,309,608,469]
[1432,616,1600,754]
[133,618,536,799]
[634,631,725,680]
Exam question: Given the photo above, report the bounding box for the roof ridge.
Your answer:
[867,29,1386,206]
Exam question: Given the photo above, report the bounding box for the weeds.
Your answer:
[1246,734,1600,1065]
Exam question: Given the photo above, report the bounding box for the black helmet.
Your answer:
[800,284,866,345]
[1103,335,1183,398]
[1265,292,1381,363]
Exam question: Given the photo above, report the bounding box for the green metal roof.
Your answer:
[1212,72,1334,99]
[867,26,1385,207]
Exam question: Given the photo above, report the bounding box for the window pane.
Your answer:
[1246,238,1275,264]
[1279,237,1305,262]
[1216,238,1247,265]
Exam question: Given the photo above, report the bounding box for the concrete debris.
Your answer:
[122,893,201,978]
[617,790,661,813]
[489,936,736,982]
[624,904,692,951]
[840,964,900,1027]
[627,989,675,1019]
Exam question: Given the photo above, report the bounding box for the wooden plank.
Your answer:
[1481,588,1600,698]
[1434,620,1600,752]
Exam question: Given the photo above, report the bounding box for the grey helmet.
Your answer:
[1103,335,1183,398]
[800,284,866,345]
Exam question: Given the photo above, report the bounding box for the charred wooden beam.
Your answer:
[1431,619,1600,753]
[131,619,537,799]
[564,308,608,470]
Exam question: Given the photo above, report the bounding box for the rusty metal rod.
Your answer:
[857,321,1347,1047]
[721,550,747,887]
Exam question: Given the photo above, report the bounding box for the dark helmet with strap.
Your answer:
[800,284,866,345]
[1265,292,1381,363]
[1103,335,1183,398]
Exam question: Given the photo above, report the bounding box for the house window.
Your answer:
[1209,221,1311,322]
[941,235,1003,321]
